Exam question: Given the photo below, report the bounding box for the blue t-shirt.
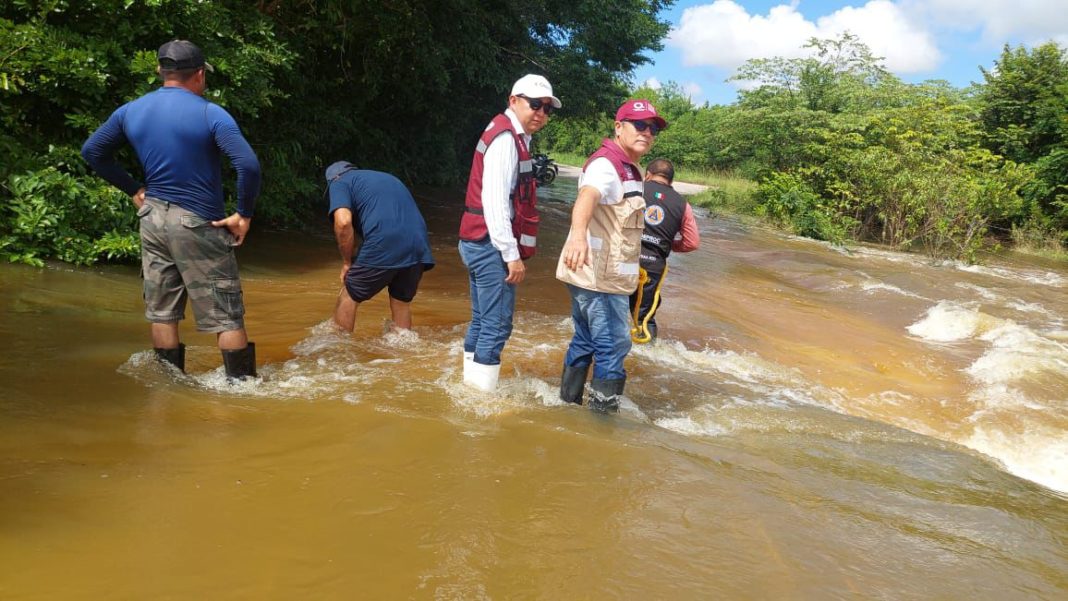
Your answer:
[328,170,435,269]
[81,86,260,220]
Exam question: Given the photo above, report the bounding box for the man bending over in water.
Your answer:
[326,162,435,332]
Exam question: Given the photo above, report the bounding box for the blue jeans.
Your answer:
[459,239,516,365]
[563,284,632,380]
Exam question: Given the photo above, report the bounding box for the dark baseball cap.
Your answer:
[158,40,214,72]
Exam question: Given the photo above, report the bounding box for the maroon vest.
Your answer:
[583,138,643,194]
[459,114,539,259]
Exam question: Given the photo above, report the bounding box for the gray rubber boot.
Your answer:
[221,342,257,381]
[559,364,591,405]
[154,343,185,372]
[588,377,626,413]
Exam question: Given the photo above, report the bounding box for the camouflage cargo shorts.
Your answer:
[138,197,245,332]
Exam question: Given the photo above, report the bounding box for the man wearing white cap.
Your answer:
[458,74,560,391]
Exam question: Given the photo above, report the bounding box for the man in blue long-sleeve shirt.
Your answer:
[82,40,261,379]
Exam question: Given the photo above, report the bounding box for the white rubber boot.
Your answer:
[467,361,500,392]
[462,351,474,383]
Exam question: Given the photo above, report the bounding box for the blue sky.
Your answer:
[632,0,1068,105]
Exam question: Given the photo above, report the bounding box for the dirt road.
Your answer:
[556,164,708,195]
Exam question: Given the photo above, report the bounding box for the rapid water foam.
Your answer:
[907,301,1068,492]
[965,422,1068,494]
[906,301,1003,342]
[955,263,1066,287]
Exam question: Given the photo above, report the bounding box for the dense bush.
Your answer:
[544,34,1063,260]
[1,0,293,265]
[2,167,139,266]
[755,171,852,244]
[1,0,671,266]
[5,6,1064,265]
[978,42,1068,238]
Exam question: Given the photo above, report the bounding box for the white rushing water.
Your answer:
[117,231,1068,496]
[907,300,1068,492]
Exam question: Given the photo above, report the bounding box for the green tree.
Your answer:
[732,32,902,114]
[0,0,674,265]
[978,42,1068,234]
[248,0,672,188]
[0,0,291,265]
[736,35,1032,259]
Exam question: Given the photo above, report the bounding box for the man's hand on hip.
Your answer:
[211,212,252,246]
[505,259,526,284]
[131,187,146,209]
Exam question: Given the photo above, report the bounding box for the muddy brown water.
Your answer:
[1,173,1066,599]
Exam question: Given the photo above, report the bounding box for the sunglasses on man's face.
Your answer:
[625,119,662,135]
[520,95,554,115]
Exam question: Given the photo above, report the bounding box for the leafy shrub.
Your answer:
[1,166,138,266]
[755,171,852,243]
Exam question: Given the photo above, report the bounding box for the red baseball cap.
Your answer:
[615,99,667,129]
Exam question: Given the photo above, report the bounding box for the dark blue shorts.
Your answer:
[344,263,424,303]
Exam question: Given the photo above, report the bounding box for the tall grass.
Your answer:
[682,171,759,214]
[1010,221,1068,260]
[547,151,591,168]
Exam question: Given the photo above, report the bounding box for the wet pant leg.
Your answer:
[566,285,632,380]
[459,239,515,366]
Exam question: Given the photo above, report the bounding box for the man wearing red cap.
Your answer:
[556,99,667,412]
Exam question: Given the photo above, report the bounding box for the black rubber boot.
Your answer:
[221,342,257,381]
[588,377,626,413]
[154,343,185,372]
[560,364,591,405]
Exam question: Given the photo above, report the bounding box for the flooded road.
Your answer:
[1,173,1066,599]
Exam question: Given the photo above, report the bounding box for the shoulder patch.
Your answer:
[644,205,665,225]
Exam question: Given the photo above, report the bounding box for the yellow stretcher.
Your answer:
[630,266,667,344]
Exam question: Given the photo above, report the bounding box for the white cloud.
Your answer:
[815,2,941,71]
[669,0,942,75]
[643,77,663,90]
[911,0,1068,46]
[682,82,704,100]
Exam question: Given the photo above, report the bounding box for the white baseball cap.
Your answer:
[510,74,561,108]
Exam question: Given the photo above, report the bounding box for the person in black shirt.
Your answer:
[629,158,700,342]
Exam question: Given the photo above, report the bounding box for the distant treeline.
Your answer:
[3,2,1065,265]
[543,34,1068,261]
[0,0,670,266]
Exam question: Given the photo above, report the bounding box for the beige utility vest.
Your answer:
[556,140,645,295]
